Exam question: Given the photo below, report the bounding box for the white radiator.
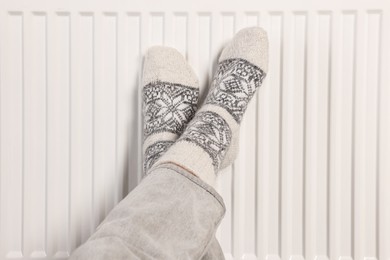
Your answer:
[0,0,389,259]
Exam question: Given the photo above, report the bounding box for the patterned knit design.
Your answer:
[143,81,199,173]
[179,111,232,169]
[143,81,199,139]
[143,140,174,173]
[205,58,266,123]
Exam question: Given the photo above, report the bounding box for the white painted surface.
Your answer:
[0,0,389,259]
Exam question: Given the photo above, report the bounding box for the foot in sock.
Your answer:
[155,27,269,186]
[142,46,199,174]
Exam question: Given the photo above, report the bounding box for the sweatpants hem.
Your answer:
[149,162,226,211]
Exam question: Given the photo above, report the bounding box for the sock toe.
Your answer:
[219,27,268,73]
[142,46,199,88]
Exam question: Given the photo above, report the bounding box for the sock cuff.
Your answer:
[143,140,174,174]
[143,132,178,153]
[154,140,216,187]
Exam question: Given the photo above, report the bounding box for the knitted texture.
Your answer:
[179,111,232,169]
[205,58,266,123]
[155,27,269,187]
[142,46,199,174]
[143,82,199,139]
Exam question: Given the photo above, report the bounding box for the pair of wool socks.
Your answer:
[142,27,268,187]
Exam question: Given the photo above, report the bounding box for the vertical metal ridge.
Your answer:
[44,12,48,255]
[277,11,284,259]
[373,10,382,260]
[24,11,50,255]
[67,11,72,254]
[116,12,124,199]
[117,9,125,211]
[326,12,333,259]
[114,13,119,205]
[281,11,292,257]
[90,12,95,232]
[69,11,96,248]
[21,11,25,256]
[44,11,73,256]
[98,11,120,210]
[325,10,333,260]
[354,10,365,260]
[88,11,95,241]
[306,10,332,260]
[301,11,308,259]
[360,10,382,260]
[329,10,341,260]
[330,11,357,260]
[305,10,314,260]
[281,11,307,259]
[350,11,357,260]
[94,12,118,218]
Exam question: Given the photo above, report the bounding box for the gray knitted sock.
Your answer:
[142,46,199,174]
[155,27,268,186]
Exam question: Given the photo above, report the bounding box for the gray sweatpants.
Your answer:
[69,163,226,259]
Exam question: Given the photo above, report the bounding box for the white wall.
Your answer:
[0,0,389,259]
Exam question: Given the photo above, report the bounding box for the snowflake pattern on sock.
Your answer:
[205,58,266,123]
[143,81,199,139]
[179,111,232,169]
[143,140,174,173]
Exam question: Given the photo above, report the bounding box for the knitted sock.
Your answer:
[142,46,199,174]
[154,27,268,186]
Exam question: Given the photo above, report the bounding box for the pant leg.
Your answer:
[201,236,225,259]
[69,163,226,260]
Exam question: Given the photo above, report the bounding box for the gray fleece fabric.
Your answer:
[69,163,226,260]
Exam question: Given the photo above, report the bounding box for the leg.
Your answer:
[70,164,225,259]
